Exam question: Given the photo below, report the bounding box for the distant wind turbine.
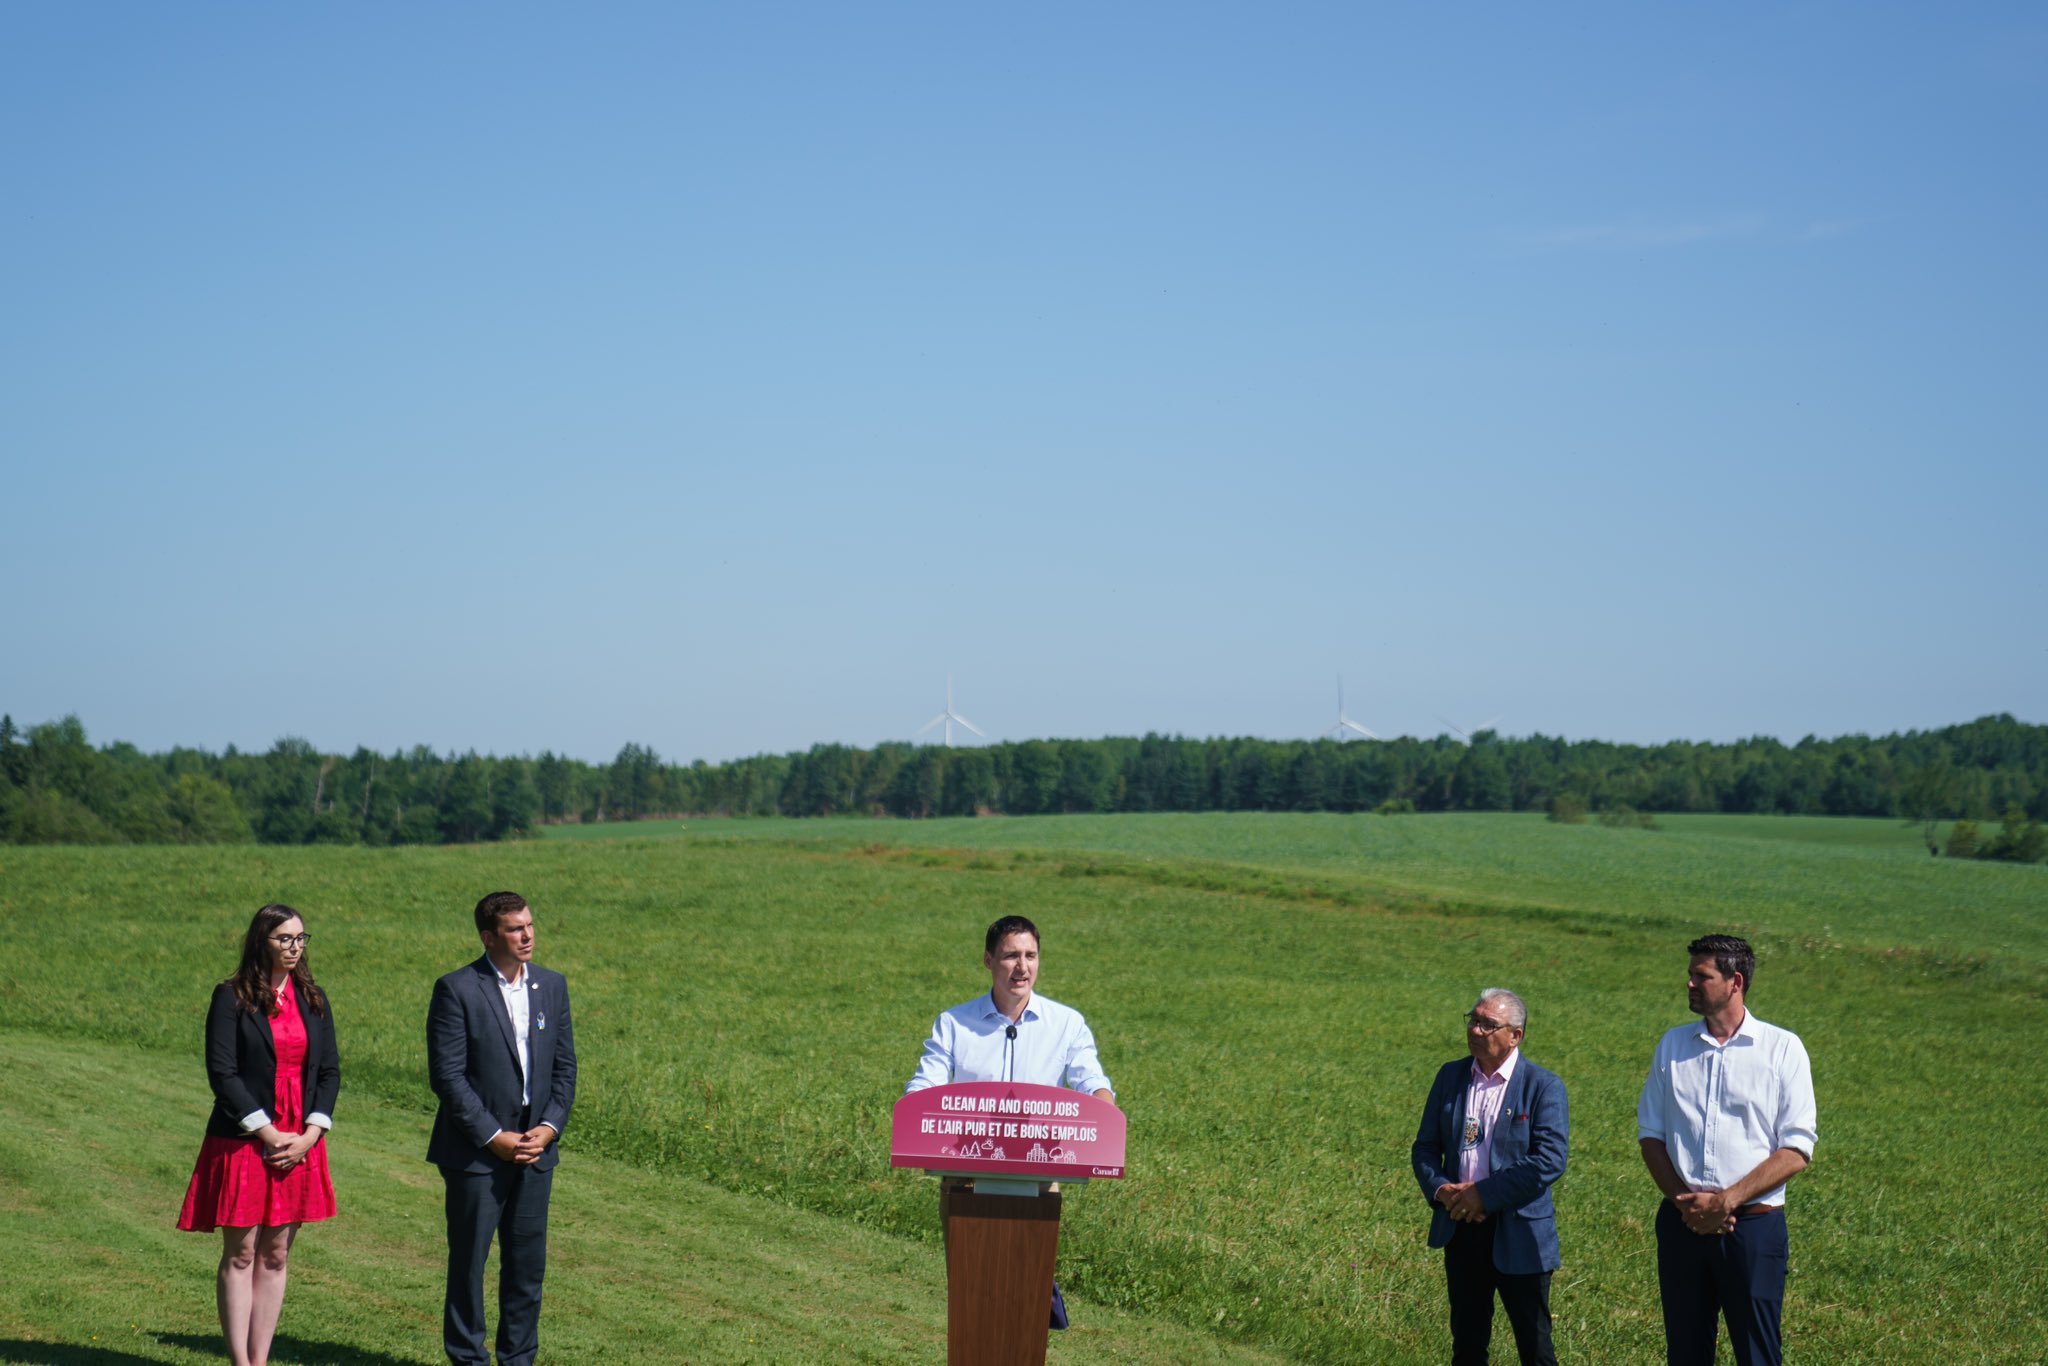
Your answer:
[1438,714,1503,745]
[917,675,986,747]
[1324,675,1378,741]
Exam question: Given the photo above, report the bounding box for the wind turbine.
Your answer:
[1324,675,1378,741]
[1438,714,1503,745]
[917,675,985,747]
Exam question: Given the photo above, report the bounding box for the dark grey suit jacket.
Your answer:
[426,956,576,1174]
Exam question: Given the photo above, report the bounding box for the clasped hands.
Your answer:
[1433,1182,1487,1223]
[1673,1188,1738,1236]
[488,1127,555,1166]
[258,1126,320,1172]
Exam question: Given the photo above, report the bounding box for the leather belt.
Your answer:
[1735,1202,1782,1216]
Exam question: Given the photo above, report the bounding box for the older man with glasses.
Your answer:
[1412,988,1570,1366]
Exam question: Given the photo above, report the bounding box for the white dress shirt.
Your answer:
[905,992,1113,1095]
[1637,1009,1817,1206]
[480,960,552,1147]
[494,961,533,1106]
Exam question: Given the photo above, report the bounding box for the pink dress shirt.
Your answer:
[1458,1048,1521,1183]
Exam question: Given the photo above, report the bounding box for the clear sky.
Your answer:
[4,3,2043,763]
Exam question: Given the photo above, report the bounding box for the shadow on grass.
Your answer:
[157,1333,429,1364]
[0,1342,168,1366]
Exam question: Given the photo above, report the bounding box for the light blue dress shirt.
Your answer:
[905,992,1113,1095]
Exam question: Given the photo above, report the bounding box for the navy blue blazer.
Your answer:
[203,980,340,1139]
[426,956,577,1174]
[1411,1055,1568,1274]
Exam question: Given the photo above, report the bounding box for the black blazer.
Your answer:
[426,956,577,1174]
[203,979,341,1139]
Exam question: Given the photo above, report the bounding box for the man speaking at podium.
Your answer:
[906,915,1114,1101]
[905,915,1113,1328]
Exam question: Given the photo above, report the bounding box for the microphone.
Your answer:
[1005,1024,1017,1082]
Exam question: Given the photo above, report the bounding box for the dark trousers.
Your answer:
[443,1163,553,1366]
[1445,1218,1556,1366]
[1654,1201,1787,1366]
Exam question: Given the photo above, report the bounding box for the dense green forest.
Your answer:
[1,712,2042,856]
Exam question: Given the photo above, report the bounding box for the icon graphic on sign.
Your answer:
[953,1140,1012,1161]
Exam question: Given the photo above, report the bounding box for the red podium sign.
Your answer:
[892,1082,1127,1180]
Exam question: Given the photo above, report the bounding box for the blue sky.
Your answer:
[4,3,2043,762]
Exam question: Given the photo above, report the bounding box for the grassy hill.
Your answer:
[545,810,2046,964]
[4,812,2042,1362]
[0,1032,1270,1365]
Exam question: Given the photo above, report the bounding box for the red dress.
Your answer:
[177,976,338,1231]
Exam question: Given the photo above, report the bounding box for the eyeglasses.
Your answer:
[269,933,311,949]
[1465,1012,1514,1034]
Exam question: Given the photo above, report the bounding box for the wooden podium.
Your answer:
[892,1083,1127,1366]
[944,1181,1063,1366]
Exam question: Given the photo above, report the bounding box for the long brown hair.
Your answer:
[227,903,327,1018]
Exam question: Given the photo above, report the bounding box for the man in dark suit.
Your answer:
[428,891,577,1366]
[1412,988,1569,1366]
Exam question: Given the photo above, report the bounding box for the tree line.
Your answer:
[2,711,2042,857]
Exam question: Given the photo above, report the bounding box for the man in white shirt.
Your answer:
[1638,935,1816,1366]
[906,915,1113,1329]
[906,915,1114,1100]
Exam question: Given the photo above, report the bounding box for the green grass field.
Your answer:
[4,813,2043,1362]
[546,811,2047,966]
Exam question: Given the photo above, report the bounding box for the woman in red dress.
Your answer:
[177,904,340,1366]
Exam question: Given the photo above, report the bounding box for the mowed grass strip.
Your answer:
[3,824,2044,1362]
[0,1031,1282,1366]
